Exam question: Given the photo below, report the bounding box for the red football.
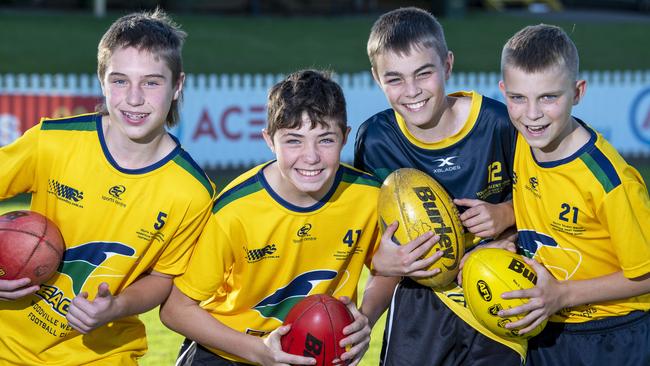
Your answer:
[0,210,65,285]
[281,294,354,365]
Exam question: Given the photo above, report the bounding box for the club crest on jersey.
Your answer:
[518,230,581,280]
[57,242,136,295]
[253,270,337,321]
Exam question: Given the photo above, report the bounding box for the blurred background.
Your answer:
[1,1,649,365]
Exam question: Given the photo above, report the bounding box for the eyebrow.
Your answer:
[383,63,436,78]
[107,72,167,79]
[282,131,337,138]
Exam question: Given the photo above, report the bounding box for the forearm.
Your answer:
[561,271,650,309]
[160,286,267,364]
[360,274,399,328]
[113,271,172,318]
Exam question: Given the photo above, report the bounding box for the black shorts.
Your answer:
[176,338,252,366]
[380,278,521,366]
[527,310,650,366]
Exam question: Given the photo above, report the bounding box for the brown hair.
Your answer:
[96,8,186,127]
[501,24,579,80]
[367,7,448,68]
[266,70,347,138]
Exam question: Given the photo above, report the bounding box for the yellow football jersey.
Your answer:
[513,123,650,323]
[0,113,215,365]
[174,162,382,363]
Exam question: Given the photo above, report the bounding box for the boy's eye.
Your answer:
[541,95,557,102]
[509,95,525,103]
[112,79,127,85]
[320,138,335,144]
[416,71,432,79]
[385,78,401,85]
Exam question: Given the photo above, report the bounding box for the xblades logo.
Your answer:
[529,177,539,190]
[109,185,126,199]
[433,156,458,167]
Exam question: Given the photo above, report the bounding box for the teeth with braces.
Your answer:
[124,112,146,119]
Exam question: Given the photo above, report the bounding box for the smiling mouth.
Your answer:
[525,124,549,134]
[403,99,428,111]
[297,169,323,177]
[122,111,148,121]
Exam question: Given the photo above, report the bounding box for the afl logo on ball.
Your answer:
[477,280,492,301]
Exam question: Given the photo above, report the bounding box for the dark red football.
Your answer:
[0,210,65,285]
[281,294,354,365]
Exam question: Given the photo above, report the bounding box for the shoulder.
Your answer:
[357,109,398,139]
[40,113,101,132]
[339,163,382,188]
[212,163,268,214]
[171,148,216,199]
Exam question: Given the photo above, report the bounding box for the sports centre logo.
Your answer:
[253,270,337,321]
[630,87,650,146]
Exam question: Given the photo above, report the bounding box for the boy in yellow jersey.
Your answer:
[354,7,525,365]
[497,24,650,365]
[160,70,395,366]
[0,9,215,365]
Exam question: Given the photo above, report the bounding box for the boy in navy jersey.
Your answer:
[354,7,525,365]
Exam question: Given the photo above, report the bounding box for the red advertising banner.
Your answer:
[0,94,102,146]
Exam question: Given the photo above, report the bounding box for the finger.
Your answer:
[96,282,112,298]
[381,221,399,244]
[402,232,435,254]
[66,312,91,334]
[280,351,316,365]
[0,278,33,290]
[408,243,443,270]
[498,302,534,318]
[453,198,482,208]
[500,288,533,300]
[0,285,40,300]
[504,308,544,331]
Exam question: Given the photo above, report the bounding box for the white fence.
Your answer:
[2,71,650,168]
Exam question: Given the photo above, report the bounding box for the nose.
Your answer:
[405,78,422,98]
[526,100,543,121]
[126,85,144,106]
[302,142,320,164]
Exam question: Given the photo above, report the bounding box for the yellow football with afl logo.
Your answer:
[463,248,547,338]
[377,168,465,289]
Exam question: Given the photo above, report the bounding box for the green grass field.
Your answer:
[1,10,649,74]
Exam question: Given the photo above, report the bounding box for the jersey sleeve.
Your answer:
[600,179,650,278]
[0,122,41,199]
[152,181,216,276]
[353,121,373,173]
[173,212,235,301]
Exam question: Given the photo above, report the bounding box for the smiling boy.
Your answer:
[0,9,215,365]
[160,70,395,366]
[497,24,650,365]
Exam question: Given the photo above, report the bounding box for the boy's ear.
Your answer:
[262,129,275,153]
[173,72,185,101]
[444,51,454,81]
[342,126,351,146]
[573,79,587,106]
[371,66,381,85]
[498,80,506,97]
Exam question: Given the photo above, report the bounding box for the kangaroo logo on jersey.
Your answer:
[57,242,136,295]
[48,179,84,207]
[253,270,337,321]
[518,230,581,280]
